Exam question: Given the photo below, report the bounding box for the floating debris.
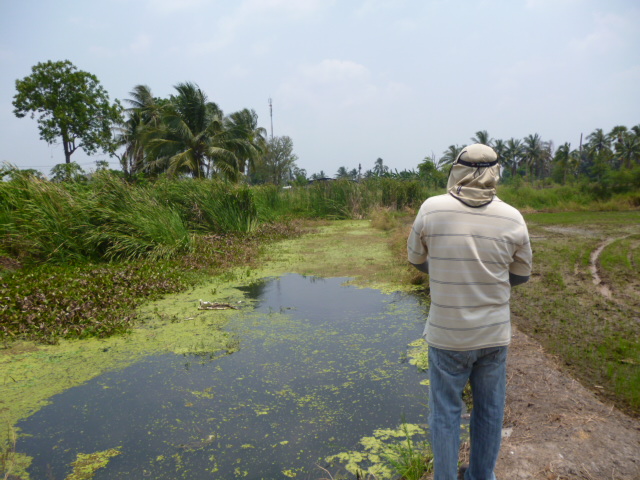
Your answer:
[198,300,239,310]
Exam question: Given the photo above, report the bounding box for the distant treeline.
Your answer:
[11,62,640,187]
[422,127,640,188]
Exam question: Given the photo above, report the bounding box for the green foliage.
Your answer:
[12,60,123,163]
[151,178,259,233]
[383,422,433,480]
[0,175,95,263]
[250,135,298,185]
[417,157,448,188]
[325,423,431,479]
[119,83,266,181]
[0,261,191,343]
[50,162,87,182]
[0,173,263,265]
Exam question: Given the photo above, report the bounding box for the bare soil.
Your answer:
[494,325,640,480]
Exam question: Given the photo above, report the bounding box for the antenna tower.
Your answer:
[268,97,273,140]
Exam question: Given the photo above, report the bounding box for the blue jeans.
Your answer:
[428,346,508,480]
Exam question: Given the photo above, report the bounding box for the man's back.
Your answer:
[407,193,532,350]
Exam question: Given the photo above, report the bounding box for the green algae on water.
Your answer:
[65,447,121,480]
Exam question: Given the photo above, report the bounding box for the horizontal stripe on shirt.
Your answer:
[428,319,510,331]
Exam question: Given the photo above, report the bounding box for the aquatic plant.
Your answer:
[65,447,121,480]
[0,220,302,343]
[325,423,432,479]
[383,422,433,480]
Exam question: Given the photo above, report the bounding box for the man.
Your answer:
[407,143,532,480]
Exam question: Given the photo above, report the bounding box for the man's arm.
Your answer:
[509,272,529,286]
[410,261,429,274]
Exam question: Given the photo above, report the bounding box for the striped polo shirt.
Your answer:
[407,193,532,351]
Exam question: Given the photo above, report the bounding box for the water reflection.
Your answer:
[18,275,428,479]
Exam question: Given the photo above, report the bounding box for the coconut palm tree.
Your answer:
[143,82,241,179]
[372,157,389,176]
[615,134,640,169]
[471,130,492,146]
[608,125,628,145]
[522,134,544,178]
[504,138,523,179]
[116,85,165,176]
[553,142,573,184]
[335,166,350,179]
[586,128,611,156]
[223,108,267,181]
[439,145,464,167]
[492,139,506,160]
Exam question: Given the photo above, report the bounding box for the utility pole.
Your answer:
[268,97,274,140]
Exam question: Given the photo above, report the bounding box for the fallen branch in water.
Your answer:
[198,300,239,310]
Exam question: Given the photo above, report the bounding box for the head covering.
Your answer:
[447,143,500,207]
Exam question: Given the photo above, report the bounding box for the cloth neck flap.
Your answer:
[446,162,500,208]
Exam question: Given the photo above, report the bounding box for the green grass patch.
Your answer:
[509,212,640,415]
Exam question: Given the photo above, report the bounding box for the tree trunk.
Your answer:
[63,140,72,164]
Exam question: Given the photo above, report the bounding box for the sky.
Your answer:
[1,0,639,178]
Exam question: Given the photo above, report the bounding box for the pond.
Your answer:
[17,274,430,479]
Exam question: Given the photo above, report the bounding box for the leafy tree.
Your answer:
[12,60,123,164]
[49,162,86,182]
[0,162,45,181]
[417,156,447,188]
[253,136,298,185]
[290,166,308,185]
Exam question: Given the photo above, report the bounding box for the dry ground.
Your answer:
[494,325,640,480]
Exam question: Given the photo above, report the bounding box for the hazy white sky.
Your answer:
[1,0,638,177]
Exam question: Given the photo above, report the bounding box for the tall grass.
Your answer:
[150,178,259,233]
[497,183,640,211]
[253,178,435,220]
[1,173,637,266]
[0,176,94,263]
[0,173,263,265]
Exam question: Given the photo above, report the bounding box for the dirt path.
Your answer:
[494,231,640,479]
[588,236,632,300]
[494,326,640,480]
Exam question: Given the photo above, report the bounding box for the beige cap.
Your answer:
[456,144,498,165]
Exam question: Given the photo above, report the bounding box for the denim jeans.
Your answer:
[428,345,508,480]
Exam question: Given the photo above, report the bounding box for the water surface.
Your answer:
[18,274,428,479]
